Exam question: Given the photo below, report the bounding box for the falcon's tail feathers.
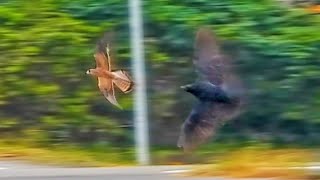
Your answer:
[112,70,134,93]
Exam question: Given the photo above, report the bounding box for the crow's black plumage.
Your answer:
[177,27,246,151]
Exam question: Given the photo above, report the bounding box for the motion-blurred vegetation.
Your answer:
[0,0,319,165]
[190,146,319,180]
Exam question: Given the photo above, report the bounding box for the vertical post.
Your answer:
[128,0,150,165]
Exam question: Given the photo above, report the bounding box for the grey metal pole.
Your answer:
[128,0,150,165]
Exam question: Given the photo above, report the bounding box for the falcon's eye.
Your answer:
[86,70,91,74]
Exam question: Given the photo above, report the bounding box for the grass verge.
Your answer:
[0,140,135,167]
[189,146,320,180]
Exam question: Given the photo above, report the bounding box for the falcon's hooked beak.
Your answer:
[86,70,91,75]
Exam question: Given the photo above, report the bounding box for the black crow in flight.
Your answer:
[177,27,246,151]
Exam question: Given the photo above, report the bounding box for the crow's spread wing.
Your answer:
[193,27,226,85]
[177,101,240,151]
[193,27,245,100]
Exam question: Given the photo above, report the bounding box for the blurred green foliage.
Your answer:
[0,0,319,151]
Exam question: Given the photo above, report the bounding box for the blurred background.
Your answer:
[0,0,319,171]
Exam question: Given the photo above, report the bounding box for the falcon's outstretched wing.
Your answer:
[94,32,114,70]
[98,77,121,109]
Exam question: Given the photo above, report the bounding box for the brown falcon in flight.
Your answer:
[86,32,134,109]
[177,27,246,151]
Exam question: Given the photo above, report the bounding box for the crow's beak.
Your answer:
[180,84,191,90]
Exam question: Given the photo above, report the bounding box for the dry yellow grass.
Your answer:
[190,147,319,180]
[0,141,135,167]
